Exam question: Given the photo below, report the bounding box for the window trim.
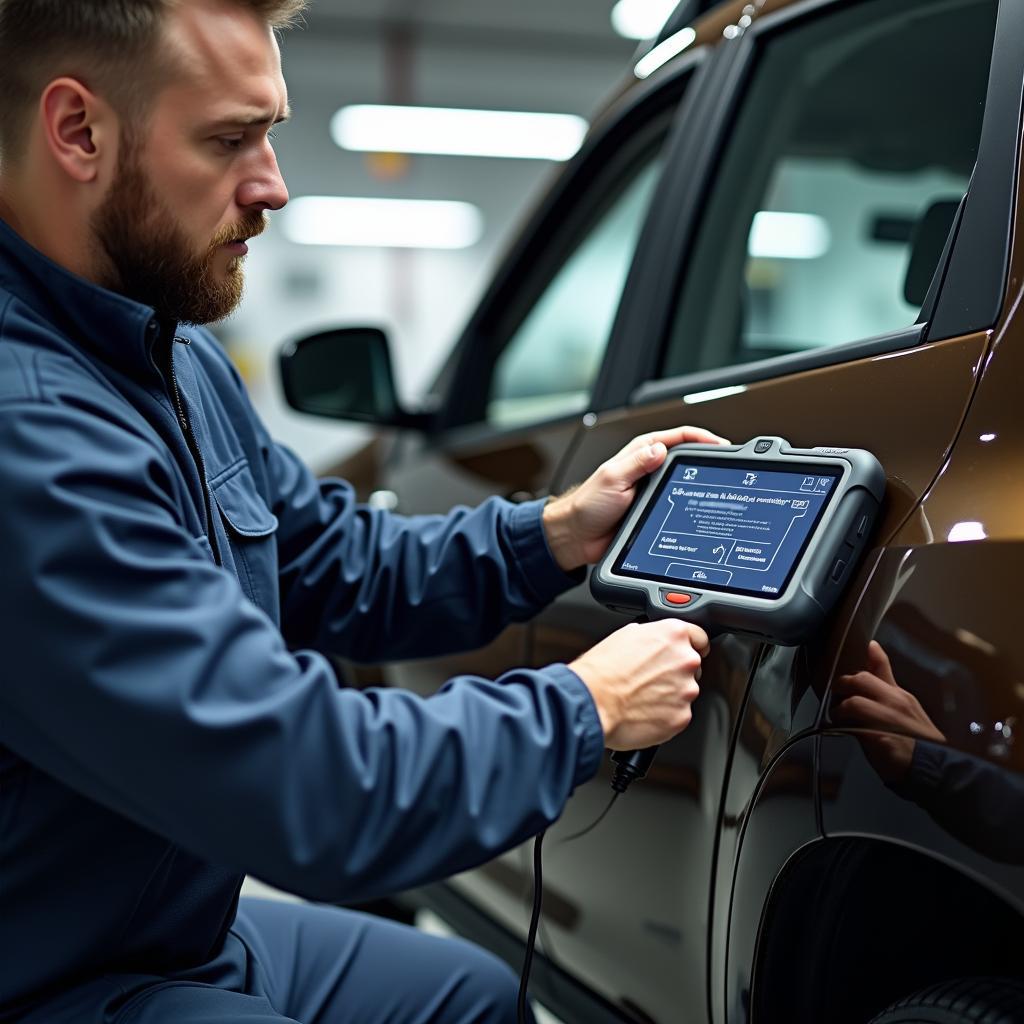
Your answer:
[928,0,1022,340]
[593,0,1019,410]
[590,34,755,413]
[631,324,925,407]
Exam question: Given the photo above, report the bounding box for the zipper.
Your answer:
[166,334,222,566]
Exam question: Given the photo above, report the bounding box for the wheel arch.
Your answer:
[749,836,1024,1023]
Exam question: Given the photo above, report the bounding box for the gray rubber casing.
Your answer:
[590,437,885,645]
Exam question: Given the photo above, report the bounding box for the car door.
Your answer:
[442,0,1007,1021]
[375,51,709,699]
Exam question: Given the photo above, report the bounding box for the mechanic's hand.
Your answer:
[832,640,946,783]
[542,425,730,572]
[569,619,710,750]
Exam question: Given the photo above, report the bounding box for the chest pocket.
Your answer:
[211,460,280,623]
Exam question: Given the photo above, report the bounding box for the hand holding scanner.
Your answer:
[591,436,884,646]
[594,436,884,792]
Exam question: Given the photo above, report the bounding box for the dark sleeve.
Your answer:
[261,431,584,662]
[893,740,1024,863]
[0,398,604,902]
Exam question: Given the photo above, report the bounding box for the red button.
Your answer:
[664,592,692,606]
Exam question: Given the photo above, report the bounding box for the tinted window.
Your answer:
[661,0,997,380]
[486,142,665,427]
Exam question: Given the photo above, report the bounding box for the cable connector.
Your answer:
[610,746,660,793]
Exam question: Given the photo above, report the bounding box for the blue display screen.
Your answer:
[614,457,840,599]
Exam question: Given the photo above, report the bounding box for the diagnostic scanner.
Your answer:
[519,440,885,1017]
[591,437,885,646]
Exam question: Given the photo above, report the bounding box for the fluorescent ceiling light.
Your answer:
[683,385,747,405]
[612,0,681,40]
[282,196,484,249]
[332,105,588,161]
[634,27,697,79]
[748,212,831,260]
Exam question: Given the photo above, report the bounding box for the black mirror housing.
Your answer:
[279,326,431,430]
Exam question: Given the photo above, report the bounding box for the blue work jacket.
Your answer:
[0,219,603,1018]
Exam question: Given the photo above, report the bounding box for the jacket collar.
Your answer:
[0,216,175,378]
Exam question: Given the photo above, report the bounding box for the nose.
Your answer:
[237,144,289,213]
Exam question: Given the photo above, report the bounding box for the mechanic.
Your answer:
[0,2,719,1022]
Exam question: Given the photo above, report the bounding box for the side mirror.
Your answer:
[279,327,432,429]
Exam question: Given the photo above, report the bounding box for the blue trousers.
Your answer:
[22,898,534,1023]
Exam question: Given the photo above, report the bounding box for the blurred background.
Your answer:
[218,0,662,470]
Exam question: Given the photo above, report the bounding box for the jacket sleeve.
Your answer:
[260,431,582,663]
[892,740,1024,864]
[0,397,604,902]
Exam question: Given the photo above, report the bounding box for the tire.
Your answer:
[869,977,1024,1023]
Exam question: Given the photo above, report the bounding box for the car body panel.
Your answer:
[721,28,1024,1013]
[721,733,818,1023]
[439,329,987,1020]
[808,157,1024,941]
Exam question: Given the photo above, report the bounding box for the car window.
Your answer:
[485,141,665,428]
[660,0,998,380]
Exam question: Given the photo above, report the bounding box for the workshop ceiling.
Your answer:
[275,1,638,201]
[301,0,637,56]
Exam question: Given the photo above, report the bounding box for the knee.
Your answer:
[446,938,533,1024]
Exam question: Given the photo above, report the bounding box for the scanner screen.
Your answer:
[614,457,841,599]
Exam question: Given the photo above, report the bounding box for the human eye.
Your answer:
[217,135,245,151]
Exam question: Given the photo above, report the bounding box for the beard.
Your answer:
[92,138,265,326]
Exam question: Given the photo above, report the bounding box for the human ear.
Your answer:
[39,77,115,184]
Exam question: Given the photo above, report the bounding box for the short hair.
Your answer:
[0,0,308,161]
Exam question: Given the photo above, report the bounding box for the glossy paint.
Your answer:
[490,330,984,1021]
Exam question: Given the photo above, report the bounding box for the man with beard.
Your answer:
[0,1,717,1022]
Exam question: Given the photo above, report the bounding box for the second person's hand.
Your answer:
[832,640,946,782]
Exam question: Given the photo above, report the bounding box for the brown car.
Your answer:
[279,0,1024,1020]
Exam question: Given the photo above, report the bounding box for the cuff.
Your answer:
[506,498,585,608]
[545,663,605,787]
[907,739,947,790]
[889,738,946,800]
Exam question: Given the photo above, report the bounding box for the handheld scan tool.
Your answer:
[591,437,885,646]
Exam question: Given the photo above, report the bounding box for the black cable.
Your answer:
[559,791,620,844]
[517,830,545,1024]
[516,792,623,1022]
